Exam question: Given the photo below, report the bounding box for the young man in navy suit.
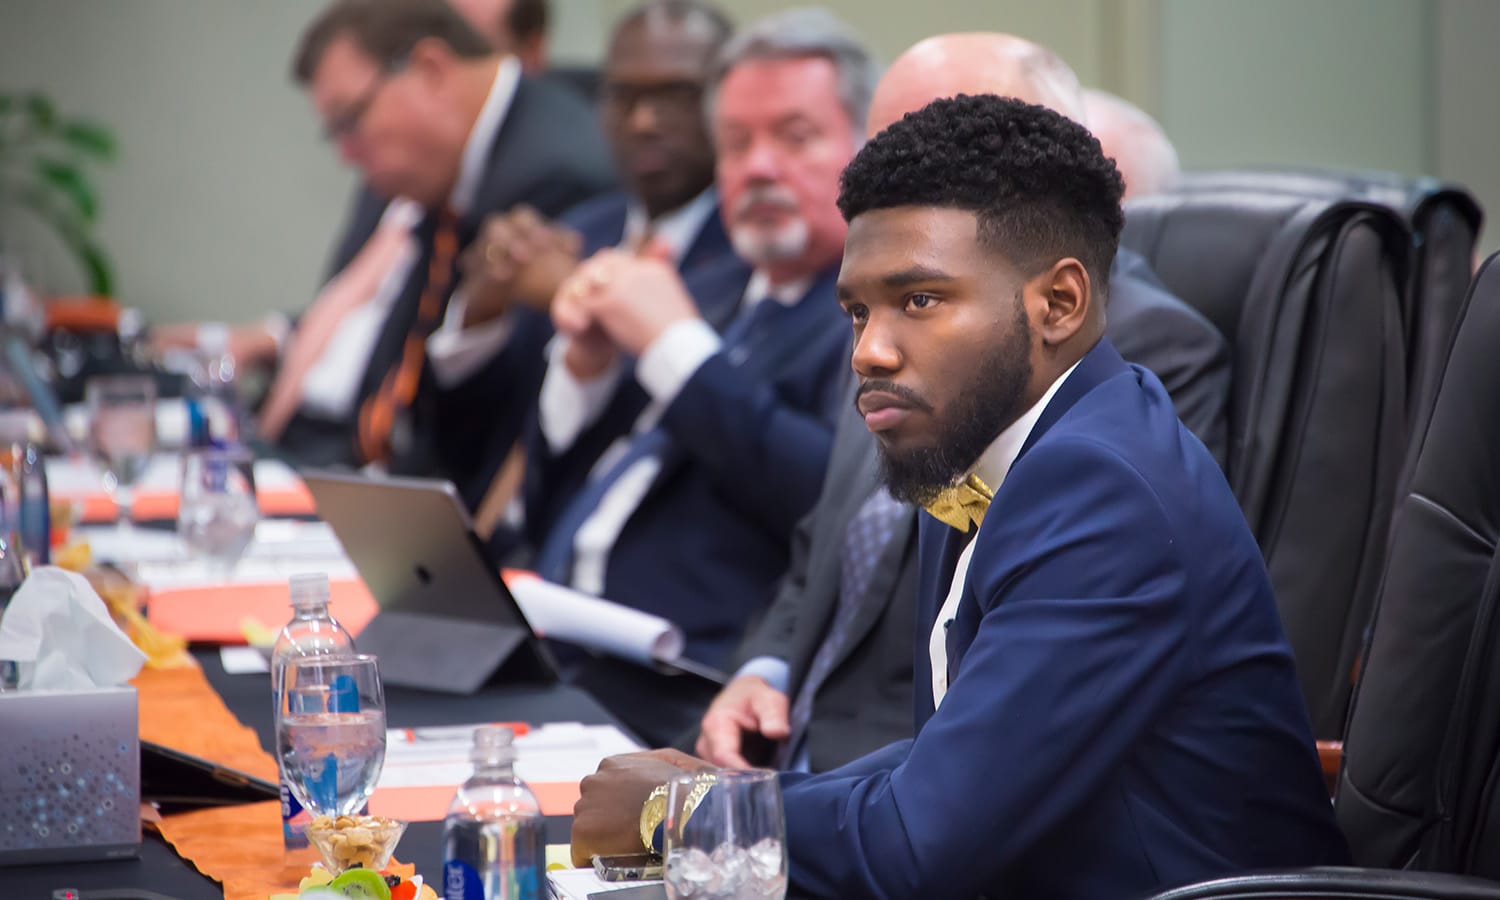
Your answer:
[571,94,1348,897]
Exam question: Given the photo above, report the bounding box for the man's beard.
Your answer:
[729,184,809,265]
[872,298,1034,507]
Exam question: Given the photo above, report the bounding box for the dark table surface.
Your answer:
[3,648,622,898]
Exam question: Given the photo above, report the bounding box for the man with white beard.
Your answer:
[520,7,876,741]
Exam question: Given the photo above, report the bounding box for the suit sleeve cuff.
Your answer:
[538,336,624,452]
[426,290,517,388]
[637,318,721,406]
[735,656,791,694]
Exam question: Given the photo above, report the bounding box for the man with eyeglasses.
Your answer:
[162,0,613,494]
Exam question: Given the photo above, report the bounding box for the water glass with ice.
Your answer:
[275,654,387,819]
[663,769,786,900]
[177,446,259,574]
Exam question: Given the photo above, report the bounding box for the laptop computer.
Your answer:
[301,470,558,694]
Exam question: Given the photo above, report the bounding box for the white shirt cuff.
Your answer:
[736,656,790,694]
[538,336,625,452]
[425,290,518,388]
[636,318,721,406]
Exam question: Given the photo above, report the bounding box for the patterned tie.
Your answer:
[532,292,782,586]
[924,473,993,533]
[781,487,908,766]
[356,209,460,465]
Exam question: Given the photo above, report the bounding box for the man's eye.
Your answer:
[845,304,868,323]
[907,293,937,310]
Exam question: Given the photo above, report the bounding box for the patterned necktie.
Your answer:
[781,487,908,766]
[355,209,460,465]
[532,292,783,586]
[924,473,993,533]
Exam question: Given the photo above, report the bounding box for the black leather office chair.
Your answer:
[1178,168,1483,471]
[1141,253,1500,899]
[1122,192,1411,740]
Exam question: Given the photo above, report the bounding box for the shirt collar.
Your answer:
[970,359,1082,493]
[742,269,811,310]
[621,188,719,263]
[449,56,521,216]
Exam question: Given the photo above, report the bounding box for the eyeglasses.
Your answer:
[322,62,405,142]
[601,80,705,120]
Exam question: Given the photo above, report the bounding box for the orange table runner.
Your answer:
[146,579,380,644]
[135,649,581,898]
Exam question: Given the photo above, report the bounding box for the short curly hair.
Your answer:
[837,93,1125,293]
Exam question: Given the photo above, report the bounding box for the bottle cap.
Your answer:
[471,724,517,767]
[288,572,331,609]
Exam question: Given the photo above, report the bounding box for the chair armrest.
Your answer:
[1317,739,1343,795]
[1143,866,1500,899]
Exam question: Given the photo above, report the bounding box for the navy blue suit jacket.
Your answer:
[779,339,1348,898]
[525,258,850,666]
[559,190,735,282]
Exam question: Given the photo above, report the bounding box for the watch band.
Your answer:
[638,772,718,854]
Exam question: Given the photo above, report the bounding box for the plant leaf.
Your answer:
[12,187,115,297]
[0,94,14,115]
[34,158,97,221]
[24,94,55,130]
[60,120,116,160]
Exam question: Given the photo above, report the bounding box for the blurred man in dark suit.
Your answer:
[697,32,1229,774]
[427,1,738,536]
[447,0,737,341]
[518,9,878,742]
[256,0,612,495]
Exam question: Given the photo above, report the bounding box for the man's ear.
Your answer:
[1032,258,1091,347]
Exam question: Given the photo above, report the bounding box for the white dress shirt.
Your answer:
[545,271,807,596]
[299,56,522,418]
[929,360,1081,709]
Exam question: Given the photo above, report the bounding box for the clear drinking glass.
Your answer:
[275,654,387,819]
[663,769,787,900]
[177,446,259,575]
[85,374,157,531]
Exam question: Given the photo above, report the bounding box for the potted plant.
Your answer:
[0,91,117,299]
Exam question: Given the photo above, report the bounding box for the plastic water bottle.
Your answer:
[0,411,42,567]
[443,726,546,900]
[270,573,354,861]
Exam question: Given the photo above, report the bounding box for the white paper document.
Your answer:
[377,721,642,791]
[507,577,684,666]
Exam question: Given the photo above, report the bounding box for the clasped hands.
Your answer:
[461,206,700,379]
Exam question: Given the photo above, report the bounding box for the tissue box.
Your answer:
[0,686,141,866]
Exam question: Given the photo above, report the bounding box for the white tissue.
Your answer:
[0,566,147,690]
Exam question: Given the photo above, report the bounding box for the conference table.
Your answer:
[4,454,633,898]
[5,648,621,897]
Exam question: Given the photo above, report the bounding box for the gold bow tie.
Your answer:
[924,474,993,533]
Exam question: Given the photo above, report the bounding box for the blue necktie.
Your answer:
[533,295,782,585]
[780,487,908,765]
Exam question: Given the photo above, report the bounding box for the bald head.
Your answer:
[1082,88,1179,200]
[867,33,1084,138]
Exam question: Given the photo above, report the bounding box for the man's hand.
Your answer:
[562,250,701,358]
[696,675,790,768]
[459,206,582,327]
[553,261,619,380]
[571,749,713,867]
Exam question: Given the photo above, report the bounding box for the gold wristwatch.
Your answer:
[639,773,718,854]
[639,784,670,853]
